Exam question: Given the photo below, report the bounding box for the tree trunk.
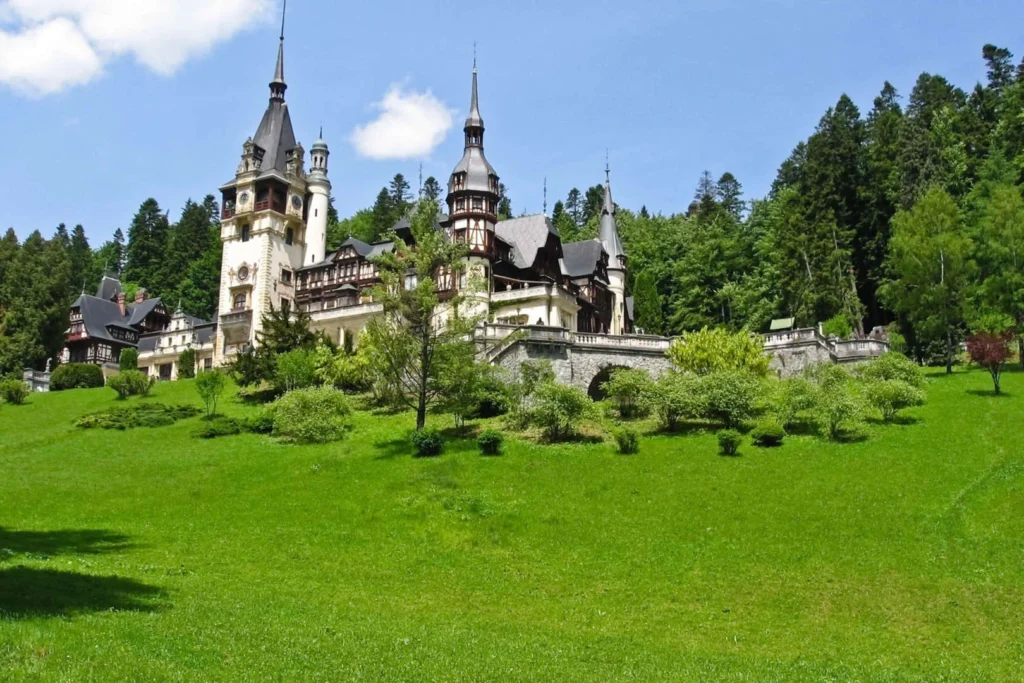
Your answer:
[1018,336,1024,371]
[993,371,1001,396]
[945,330,954,375]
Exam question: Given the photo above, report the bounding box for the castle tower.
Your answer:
[446,61,500,317]
[305,128,331,266]
[599,162,628,334]
[214,2,314,364]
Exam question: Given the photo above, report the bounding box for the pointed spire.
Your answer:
[600,157,626,268]
[465,48,483,134]
[269,0,287,101]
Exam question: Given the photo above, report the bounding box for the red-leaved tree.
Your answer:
[966,330,1015,395]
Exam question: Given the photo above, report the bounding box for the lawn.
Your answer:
[1,368,1022,681]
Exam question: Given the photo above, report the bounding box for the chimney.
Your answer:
[117,293,126,317]
[135,288,147,304]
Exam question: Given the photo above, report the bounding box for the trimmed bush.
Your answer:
[411,428,445,457]
[703,370,761,428]
[601,368,654,419]
[50,363,104,391]
[477,429,504,456]
[275,349,317,392]
[177,349,197,380]
[107,370,152,399]
[271,386,351,444]
[0,378,30,405]
[533,382,598,441]
[751,420,786,447]
[769,377,817,429]
[718,429,742,456]
[650,372,706,431]
[865,379,925,422]
[614,428,640,455]
[193,417,242,439]
[75,403,201,430]
[858,352,925,389]
[668,327,770,377]
[118,348,139,372]
[811,368,866,441]
[243,410,275,434]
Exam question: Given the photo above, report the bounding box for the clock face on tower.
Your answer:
[239,191,250,205]
[291,195,302,210]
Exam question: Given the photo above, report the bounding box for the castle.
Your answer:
[212,21,632,366]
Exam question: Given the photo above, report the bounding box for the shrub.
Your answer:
[600,368,654,419]
[313,342,369,392]
[821,314,853,339]
[668,327,769,377]
[228,346,272,388]
[751,420,786,447]
[475,372,511,418]
[966,328,1015,395]
[242,409,275,434]
[195,370,227,418]
[533,382,598,441]
[75,403,201,430]
[275,349,317,392]
[865,379,925,421]
[193,417,242,439]
[177,349,197,380]
[50,363,104,391]
[107,370,151,400]
[649,372,706,431]
[118,348,139,372]
[271,386,351,444]
[0,378,30,405]
[702,370,761,428]
[769,377,817,429]
[411,428,445,457]
[614,428,640,455]
[477,429,504,456]
[811,371,866,441]
[858,352,925,389]
[718,429,742,456]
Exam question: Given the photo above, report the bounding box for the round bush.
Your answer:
[614,428,640,455]
[751,420,785,447]
[50,363,104,391]
[107,370,151,399]
[193,417,242,439]
[477,429,504,456]
[271,387,351,444]
[243,410,275,434]
[0,378,30,405]
[718,429,742,456]
[411,429,445,457]
[119,348,139,372]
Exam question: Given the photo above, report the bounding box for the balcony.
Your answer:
[254,198,286,214]
[222,207,236,220]
[220,308,253,344]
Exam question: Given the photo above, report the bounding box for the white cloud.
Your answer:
[350,85,455,160]
[0,0,271,96]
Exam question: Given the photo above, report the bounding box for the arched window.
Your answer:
[233,293,246,311]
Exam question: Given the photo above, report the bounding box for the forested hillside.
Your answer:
[2,43,1023,374]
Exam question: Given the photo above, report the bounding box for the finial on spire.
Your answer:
[543,177,548,215]
[605,150,611,184]
[319,124,323,139]
[473,41,477,71]
[269,0,287,100]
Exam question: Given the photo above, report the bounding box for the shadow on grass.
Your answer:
[966,389,1011,398]
[0,566,164,619]
[0,527,133,558]
[373,437,411,460]
[866,415,922,427]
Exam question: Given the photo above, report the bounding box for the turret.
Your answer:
[305,128,331,265]
[599,162,628,334]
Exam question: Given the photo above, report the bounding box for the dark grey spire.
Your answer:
[269,0,287,101]
[465,56,484,136]
[599,161,626,269]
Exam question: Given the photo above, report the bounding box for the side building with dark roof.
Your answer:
[137,306,217,381]
[63,275,172,376]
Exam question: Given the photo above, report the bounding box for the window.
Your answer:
[456,198,466,212]
[472,197,483,211]
[286,227,294,245]
[233,293,246,311]
[204,358,213,370]
[241,224,251,242]
[281,269,292,284]
[281,298,291,315]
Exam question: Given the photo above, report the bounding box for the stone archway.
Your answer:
[586,364,630,400]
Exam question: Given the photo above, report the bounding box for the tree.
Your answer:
[565,188,583,226]
[966,327,1015,395]
[632,268,663,334]
[119,348,138,372]
[389,173,412,210]
[329,208,375,248]
[716,172,744,218]
[982,44,1015,96]
[422,176,443,203]
[667,327,769,377]
[497,183,512,220]
[881,187,974,373]
[69,225,98,294]
[177,348,197,380]
[362,198,478,430]
[533,382,597,440]
[582,185,604,225]
[124,199,169,291]
[973,183,1024,365]
[370,188,396,242]
[94,228,125,277]
[163,198,217,298]
[194,370,227,418]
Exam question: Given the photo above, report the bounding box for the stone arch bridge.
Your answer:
[478,325,673,396]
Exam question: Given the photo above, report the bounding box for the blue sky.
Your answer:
[2,0,1023,244]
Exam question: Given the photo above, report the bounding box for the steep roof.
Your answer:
[72,294,167,343]
[95,275,123,301]
[495,214,559,269]
[252,100,297,177]
[561,240,606,279]
[599,172,626,268]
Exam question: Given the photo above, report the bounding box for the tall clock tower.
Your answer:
[213,8,328,365]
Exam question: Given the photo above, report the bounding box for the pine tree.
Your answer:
[982,44,1015,96]
[497,183,512,219]
[565,189,583,226]
[124,198,169,291]
[422,176,443,203]
[389,174,412,215]
[370,187,396,241]
[582,185,604,224]
[632,268,662,335]
[693,171,718,214]
[716,172,744,218]
[163,199,215,296]
[69,224,97,294]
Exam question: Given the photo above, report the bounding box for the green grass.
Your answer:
[1,369,1022,681]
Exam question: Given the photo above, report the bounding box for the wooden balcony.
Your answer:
[254,198,286,214]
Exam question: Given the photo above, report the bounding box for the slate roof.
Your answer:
[496,214,559,269]
[625,296,634,321]
[298,237,396,272]
[252,100,297,178]
[560,240,606,278]
[73,296,165,343]
[95,275,122,301]
[599,178,625,267]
